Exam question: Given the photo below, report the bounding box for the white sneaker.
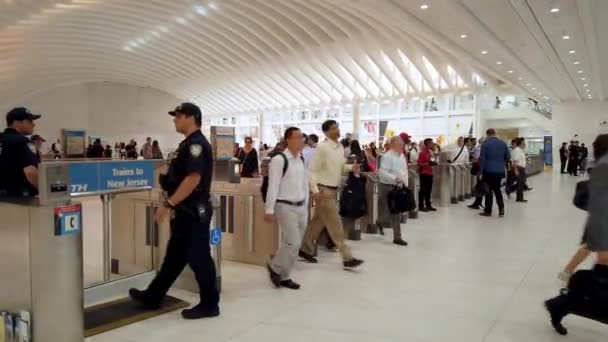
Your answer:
[558,271,571,284]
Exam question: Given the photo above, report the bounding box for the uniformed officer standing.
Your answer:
[129,102,220,320]
[0,107,41,197]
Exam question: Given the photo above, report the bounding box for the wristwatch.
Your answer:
[163,199,176,209]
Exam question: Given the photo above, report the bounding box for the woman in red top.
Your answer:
[417,138,437,212]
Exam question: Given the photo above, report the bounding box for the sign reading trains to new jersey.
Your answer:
[68,161,155,194]
[54,203,83,236]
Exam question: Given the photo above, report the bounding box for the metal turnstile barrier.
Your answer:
[360,172,379,234]
[408,168,419,219]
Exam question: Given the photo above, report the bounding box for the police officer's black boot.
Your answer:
[181,305,220,320]
[545,294,569,335]
[129,288,161,310]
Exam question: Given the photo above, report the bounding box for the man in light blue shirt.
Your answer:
[302,134,318,169]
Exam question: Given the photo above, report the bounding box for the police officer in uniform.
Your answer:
[0,107,41,197]
[129,102,220,320]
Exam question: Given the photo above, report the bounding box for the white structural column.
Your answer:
[352,97,361,139]
[258,111,265,144]
[474,94,483,137]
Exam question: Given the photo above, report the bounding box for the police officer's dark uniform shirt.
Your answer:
[0,128,39,196]
[168,130,213,206]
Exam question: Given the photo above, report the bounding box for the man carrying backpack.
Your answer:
[264,127,308,290]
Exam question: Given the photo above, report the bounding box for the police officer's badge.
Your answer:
[190,144,202,157]
[27,143,37,154]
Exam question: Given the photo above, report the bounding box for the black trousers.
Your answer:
[560,157,567,173]
[147,206,219,309]
[419,174,433,209]
[483,173,504,213]
[515,167,527,201]
[568,158,579,175]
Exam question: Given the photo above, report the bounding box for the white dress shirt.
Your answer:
[448,144,470,164]
[302,146,316,169]
[309,139,352,193]
[378,150,408,187]
[511,147,527,168]
[409,147,419,164]
[265,149,309,215]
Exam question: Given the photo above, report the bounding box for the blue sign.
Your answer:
[69,161,155,194]
[210,228,221,245]
[543,136,553,166]
[69,162,100,193]
[54,204,83,236]
[99,161,154,191]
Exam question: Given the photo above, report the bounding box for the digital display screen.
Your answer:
[50,183,68,193]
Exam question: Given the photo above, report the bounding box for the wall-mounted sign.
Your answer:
[210,228,221,245]
[68,160,155,194]
[62,129,86,157]
[54,203,82,236]
[543,136,553,166]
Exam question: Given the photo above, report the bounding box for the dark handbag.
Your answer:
[573,180,589,211]
[387,186,416,214]
[339,175,367,219]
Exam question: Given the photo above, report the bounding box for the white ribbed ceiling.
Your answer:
[2,0,605,115]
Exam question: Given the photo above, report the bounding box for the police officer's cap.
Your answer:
[168,102,202,120]
[6,107,41,122]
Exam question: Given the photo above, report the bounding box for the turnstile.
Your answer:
[0,162,83,342]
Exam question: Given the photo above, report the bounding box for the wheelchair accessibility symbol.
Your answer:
[210,228,221,245]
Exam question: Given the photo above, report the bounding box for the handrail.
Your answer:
[70,186,153,198]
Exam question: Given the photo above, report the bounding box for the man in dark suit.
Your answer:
[559,142,568,174]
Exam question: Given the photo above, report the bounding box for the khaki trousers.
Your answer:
[301,188,353,261]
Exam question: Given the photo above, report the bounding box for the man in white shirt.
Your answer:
[264,127,309,290]
[510,138,528,203]
[378,136,409,246]
[299,120,364,269]
[302,134,318,169]
[448,136,470,164]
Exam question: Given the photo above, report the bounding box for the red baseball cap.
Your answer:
[399,132,411,141]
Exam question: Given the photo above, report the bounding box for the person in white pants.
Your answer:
[264,127,309,290]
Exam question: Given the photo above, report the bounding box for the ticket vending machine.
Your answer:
[0,162,84,342]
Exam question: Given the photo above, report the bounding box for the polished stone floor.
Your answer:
[86,172,606,342]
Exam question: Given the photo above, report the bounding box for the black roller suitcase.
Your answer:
[545,264,608,335]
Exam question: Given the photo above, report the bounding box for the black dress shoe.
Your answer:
[181,305,220,320]
[467,204,481,210]
[544,297,568,335]
[266,263,281,288]
[427,207,437,211]
[280,279,301,290]
[343,258,364,269]
[393,239,408,246]
[419,208,429,212]
[499,210,505,217]
[479,212,492,217]
[129,288,160,310]
[516,199,528,203]
[298,250,318,263]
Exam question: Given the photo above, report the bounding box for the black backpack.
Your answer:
[261,153,304,202]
